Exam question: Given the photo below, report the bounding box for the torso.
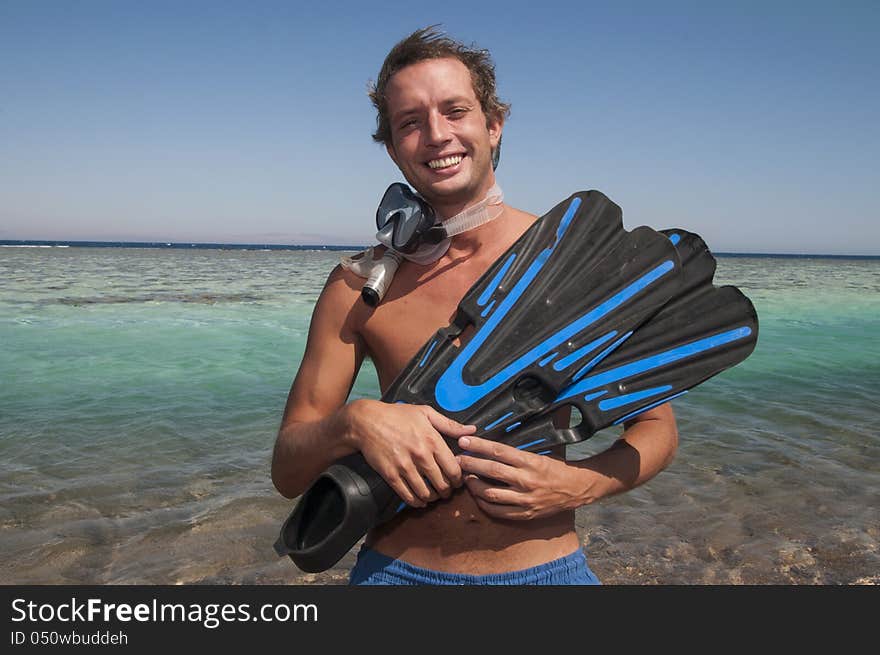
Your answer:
[347,207,580,573]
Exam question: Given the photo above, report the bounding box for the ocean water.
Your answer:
[1,245,877,585]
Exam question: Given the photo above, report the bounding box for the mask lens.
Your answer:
[376,183,410,230]
[376,183,435,253]
[393,207,424,248]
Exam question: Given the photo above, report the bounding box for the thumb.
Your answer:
[423,407,477,437]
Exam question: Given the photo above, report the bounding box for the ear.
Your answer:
[385,143,400,168]
[487,115,504,150]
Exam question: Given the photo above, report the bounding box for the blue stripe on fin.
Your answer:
[418,340,437,368]
[484,411,514,431]
[613,390,688,425]
[477,253,516,306]
[552,331,617,371]
[572,331,633,381]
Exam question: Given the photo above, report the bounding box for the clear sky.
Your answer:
[1,0,877,254]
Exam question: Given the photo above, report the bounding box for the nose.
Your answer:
[425,110,451,147]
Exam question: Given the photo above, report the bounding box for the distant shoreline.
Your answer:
[1,239,878,259]
[0,240,363,252]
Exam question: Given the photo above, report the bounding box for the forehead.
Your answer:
[385,57,477,112]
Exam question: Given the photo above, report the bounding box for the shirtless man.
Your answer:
[271,27,679,585]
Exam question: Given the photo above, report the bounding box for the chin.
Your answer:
[429,170,479,195]
[423,183,475,208]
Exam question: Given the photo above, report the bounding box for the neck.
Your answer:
[430,175,498,221]
[432,179,504,243]
[444,204,510,259]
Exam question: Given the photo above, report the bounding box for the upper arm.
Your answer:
[280,265,367,428]
[620,402,679,461]
[622,402,678,434]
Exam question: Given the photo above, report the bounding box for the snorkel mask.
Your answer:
[375,183,442,255]
[341,180,505,306]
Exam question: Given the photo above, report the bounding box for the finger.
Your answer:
[457,453,521,487]
[383,473,423,509]
[400,465,436,505]
[458,436,528,467]
[471,496,534,521]
[424,407,477,437]
[464,474,523,506]
[433,443,464,489]
[409,438,451,498]
[419,459,453,499]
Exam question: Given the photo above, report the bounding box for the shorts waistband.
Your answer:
[349,546,600,585]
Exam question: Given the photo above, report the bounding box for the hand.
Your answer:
[345,400,475,508]
[457,435,584,520]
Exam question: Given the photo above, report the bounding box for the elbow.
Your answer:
[650,402,680,470]
[271,455,305,500]
[271,439,303,500]
[661,420,680,469]
[272,471,299,500]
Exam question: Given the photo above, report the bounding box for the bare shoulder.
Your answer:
[482,204,538,236]
[498,205,540,244]
[314,260,372,335]
[505,205,539,225]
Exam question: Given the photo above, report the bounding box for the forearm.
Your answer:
[271,405,359,499]
[569,411,679,506]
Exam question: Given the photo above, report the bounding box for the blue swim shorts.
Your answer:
[348,546,601,586]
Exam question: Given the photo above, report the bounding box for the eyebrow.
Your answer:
[391,107,420,122]
[390,96,475,122]
[440,95,474,106]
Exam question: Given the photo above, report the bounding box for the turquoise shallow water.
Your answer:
[1,246,878,584]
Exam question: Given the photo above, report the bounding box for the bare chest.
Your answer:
[359,259,489,391]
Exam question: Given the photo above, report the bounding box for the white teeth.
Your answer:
[428,155,463,169]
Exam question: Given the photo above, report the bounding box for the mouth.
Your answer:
[425,154,464,170]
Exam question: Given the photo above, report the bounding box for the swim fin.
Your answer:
[275,190,687,572]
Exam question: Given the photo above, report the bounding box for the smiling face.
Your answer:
[384,57,503,218]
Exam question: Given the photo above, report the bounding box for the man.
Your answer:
[271,27,678,585]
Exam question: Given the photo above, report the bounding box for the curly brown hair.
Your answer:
[368,26,511,148]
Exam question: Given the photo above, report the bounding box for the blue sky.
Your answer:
[1,1,877,254]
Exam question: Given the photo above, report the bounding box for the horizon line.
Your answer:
[1,239,878,259]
